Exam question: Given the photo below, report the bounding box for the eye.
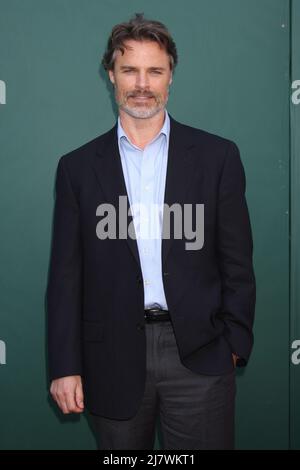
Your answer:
[151,71,162,75]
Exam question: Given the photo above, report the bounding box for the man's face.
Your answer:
[108,39,173,119]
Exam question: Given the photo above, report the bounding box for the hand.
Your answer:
[232,353,239,368]
[50,375,84,414]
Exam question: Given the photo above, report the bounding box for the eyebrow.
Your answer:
[119,66,166,71]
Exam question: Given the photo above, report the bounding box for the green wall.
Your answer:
[0,0,297,449]
[290,0,300,451]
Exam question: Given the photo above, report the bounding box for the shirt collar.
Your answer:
[117,109,170,147]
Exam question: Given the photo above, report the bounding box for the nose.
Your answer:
[135,71,150,90]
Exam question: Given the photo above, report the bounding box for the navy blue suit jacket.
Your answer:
[46,115,256,418]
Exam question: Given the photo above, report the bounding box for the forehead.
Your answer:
[114,39,169,66]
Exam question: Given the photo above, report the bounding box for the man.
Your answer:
[47,13,256,450]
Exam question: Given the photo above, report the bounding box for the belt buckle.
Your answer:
[148,307,161,314]
[144,307,161,321]
[145,307,168,323]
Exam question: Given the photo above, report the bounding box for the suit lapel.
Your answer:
[92,124,141,267]
[92,114,198,270]
[162,116,198,266]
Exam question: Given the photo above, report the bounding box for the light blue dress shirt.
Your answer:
[117,109,170,310]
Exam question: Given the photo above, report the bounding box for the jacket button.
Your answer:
[136,275,143,284]
[163,272,169,276]
[136,323,145,330]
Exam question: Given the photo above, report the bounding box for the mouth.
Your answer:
[131,96,153,100]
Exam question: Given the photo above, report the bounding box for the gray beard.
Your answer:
[119,102,166,119]
[115,87,170,119]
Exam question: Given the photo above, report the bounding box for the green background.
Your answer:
[0,0,298,449]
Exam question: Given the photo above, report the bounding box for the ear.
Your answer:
[169,72,173,86]
[108,69,115,85]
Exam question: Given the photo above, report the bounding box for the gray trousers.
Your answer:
[89,319,236,450]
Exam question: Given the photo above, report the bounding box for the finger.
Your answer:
[51,389,62,409]
[64,391,79,413]
[75,383,84,410]
[65,388,83,413]
[56,392,70,414]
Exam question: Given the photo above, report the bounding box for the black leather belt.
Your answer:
[144,307,171,322]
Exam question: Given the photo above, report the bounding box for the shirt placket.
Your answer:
[139,142,155,292]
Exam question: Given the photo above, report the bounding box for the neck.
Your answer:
[119,108,166,149]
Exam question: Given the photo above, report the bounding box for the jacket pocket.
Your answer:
[82,321,105,342]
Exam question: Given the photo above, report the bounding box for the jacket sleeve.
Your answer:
[46,156,83,381]
[217,141,256,367]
